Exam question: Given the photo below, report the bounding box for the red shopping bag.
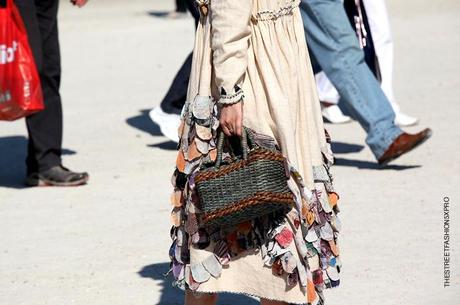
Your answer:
[0,0,43,121]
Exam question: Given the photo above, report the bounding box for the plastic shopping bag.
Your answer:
[0,0,43,121]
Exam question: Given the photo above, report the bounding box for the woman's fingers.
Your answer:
[221,124,232,137]
[219,102,243,136]
[235,112,243,136]
[221,119,238,136]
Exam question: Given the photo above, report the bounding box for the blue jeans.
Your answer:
[300,0,403,159]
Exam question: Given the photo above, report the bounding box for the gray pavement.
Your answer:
[0,0,459,304]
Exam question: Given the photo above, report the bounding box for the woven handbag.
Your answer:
[194,128,294,228]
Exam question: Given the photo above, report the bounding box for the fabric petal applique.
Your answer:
[185,265,200,290]
[307,249,320,271]
[191,232,201,244]
[294,229,308,261]
[186,140,202,161]
[195,137,210,154]
[185,213,199,235]
[190,262,211,283]
[330,214,342,233]
[296,260,308,288]
[170,190,183,208]
[312,269,323,286]
[174,244,183,264]
[275,227,294,248]
[307,278,319,304]
[328,256,337,268]
[172,261,184,279]
[170,208,181,227]
[326,265,340,282]
[287,269,299,287]
[176,227,184,246]
[319,222,334,241]
[328,192,339,209]
[328,239,340,256]
[176,150,186,173]
[319,191,333,213]
[196,124,213,141]
[168,241,176,261]
[272,259,284,276]
[280,252,297,273]
[184,158,201,175]
[192,95,213,120]
[313,165,330,182]
[305,228,319,243]
[202,254,223,278]
[208,148,217,162]
[214,240,231,265]
[177,120,185,138]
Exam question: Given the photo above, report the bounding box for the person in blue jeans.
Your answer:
[299,0,431,166]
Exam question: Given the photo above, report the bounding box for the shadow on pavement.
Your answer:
[0,136,76,189]
[147,11,172,18]
[148,141,177,151]
[331,141,364,154]
[334,157,421,170]
[146,11,193,18]
[126,109,163,137]
[126,109,177,151]
[138,262,259,305]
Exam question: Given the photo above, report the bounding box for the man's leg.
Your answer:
[300,0,403,159]
[159,52,193,115]
[315,72,352,124]
[16,0,62,173]
[159,0,199,114]
[175,0,187,13]
[150,51,192,142]
[16,0,88,185]
[185,0,200,26]
[151,0,200,143]
[362,0,396,107]
[362,0,418,127]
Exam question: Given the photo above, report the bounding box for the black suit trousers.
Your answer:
[160,0,199,115]
[15,0,62,173]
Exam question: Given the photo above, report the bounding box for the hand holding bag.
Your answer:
[194,127,294,228]
[0,0,44,121]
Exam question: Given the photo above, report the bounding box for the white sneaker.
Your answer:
[149,106,181,143]
[394,112,419,127]
[321,104,352,124]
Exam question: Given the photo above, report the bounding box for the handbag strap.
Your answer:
[215,128,250,168]
[5,0,28,34]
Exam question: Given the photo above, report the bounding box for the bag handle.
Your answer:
[5,0,28,34]
[3,0,13,9]
[215,128,250,168]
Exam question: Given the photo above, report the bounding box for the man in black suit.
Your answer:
[13,0,89,186]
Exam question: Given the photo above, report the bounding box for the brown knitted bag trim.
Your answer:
[195,149,286,183]
[202,191,294,223]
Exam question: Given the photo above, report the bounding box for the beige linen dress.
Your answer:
[168,0,341,304]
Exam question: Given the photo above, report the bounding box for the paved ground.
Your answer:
[1,0,459,304]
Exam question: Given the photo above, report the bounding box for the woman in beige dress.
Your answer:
[168,0,341,304]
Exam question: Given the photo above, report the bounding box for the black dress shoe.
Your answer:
[25,165,89,187]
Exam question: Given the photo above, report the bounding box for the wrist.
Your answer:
[217,85,244,106]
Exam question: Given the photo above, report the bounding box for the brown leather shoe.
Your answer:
[378,128,432,167]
